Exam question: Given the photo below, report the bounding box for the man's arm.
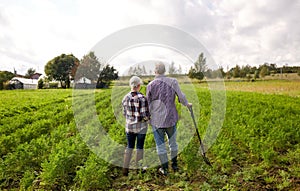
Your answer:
[140,97,150,121]
[172,79,192,108]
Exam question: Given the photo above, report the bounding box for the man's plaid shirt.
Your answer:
[122,91,150,133]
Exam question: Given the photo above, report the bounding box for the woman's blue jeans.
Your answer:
[126,128,147,149]
[152,125,178,155]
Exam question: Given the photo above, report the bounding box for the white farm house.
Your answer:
[9,77,38,89]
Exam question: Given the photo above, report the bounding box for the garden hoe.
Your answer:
[188,106,212,167]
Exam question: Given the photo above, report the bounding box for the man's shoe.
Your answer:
[159,167,168,176]
[122,168,129,176]
[172,165,179,172]
[158,153,169,176]
[171,151,179,172]
[136,165,148,174]
[141,166,148,174]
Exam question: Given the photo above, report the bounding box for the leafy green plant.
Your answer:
[0,84,299,190]
[75,153,111,190]
[39,135,88,190]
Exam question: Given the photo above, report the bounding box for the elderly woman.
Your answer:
[122,76,150,176]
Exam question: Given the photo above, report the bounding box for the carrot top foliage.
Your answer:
[0,85,299,190]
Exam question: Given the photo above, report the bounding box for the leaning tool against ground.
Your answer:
[146,62,192,176]
[121,76,150,176]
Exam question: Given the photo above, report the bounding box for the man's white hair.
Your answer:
[155,62,166,75]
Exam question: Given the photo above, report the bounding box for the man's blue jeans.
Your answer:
[126,128,147,149]
[152,125,178,155]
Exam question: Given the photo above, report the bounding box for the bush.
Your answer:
[49,82,58,89]
[38,79,44,89]
[96,81,109,88]
[3,81,11,90]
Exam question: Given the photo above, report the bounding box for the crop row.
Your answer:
[0,86,299,190]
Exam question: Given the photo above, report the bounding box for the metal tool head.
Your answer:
[202,153,213,167]
[189,106,213,167]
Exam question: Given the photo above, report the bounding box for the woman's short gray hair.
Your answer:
[155,62,166,75]
[129,76,143,88]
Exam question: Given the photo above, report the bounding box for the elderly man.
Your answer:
[146,62,192,176]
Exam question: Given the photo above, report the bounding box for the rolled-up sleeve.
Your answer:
[172,79,188,106]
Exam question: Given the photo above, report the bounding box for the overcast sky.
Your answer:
[1,0,299,75]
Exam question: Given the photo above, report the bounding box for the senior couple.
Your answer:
[122,62,192,176]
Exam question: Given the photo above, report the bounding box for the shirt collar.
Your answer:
[155,74,166,79]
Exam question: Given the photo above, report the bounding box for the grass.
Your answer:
[224,80,300,97]
[0,79,299,190]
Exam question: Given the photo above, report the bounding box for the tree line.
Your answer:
[1,52,300,90]
[126,61,183,76]
[188,53,300,81]
[0,52,119,90]
[44,52,118,89]
[226,63,300,80]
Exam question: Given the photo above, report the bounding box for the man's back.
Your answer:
[147,75,188,128]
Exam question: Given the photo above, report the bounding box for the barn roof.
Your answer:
[11,77,38,85]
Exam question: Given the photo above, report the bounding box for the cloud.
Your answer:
[0,0,299,75]
[109,46,194,75]
[208,0,300,68]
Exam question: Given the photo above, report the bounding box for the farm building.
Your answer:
[30,73,42,80]
[9,77,38,89]
[76,77,91,84]
[75,77,94,89]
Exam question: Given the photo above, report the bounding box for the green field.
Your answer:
[0,81,299,190]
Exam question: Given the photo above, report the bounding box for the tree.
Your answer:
[259,63,270,76]
[219,67,226,78]
[188,53,207,80]
[250,66,258,74]
[45,54,79,88]
[194,53,207,73]
[233,65,241,78]
[209,67,225,78]
[136,65,143,76]
[38,79,44,89]
[205,69,211,78]
[269,63,277,74]
[127,67,133,76]
[0,71,15,90]
[254,70,259,79]
[169,61,177,75]
[142,65,147,75]
[25,68,36,78]
[129,65,145,76]
[260,66,268,78]
[96,65,118,88]
[188,67,204,80]
[240,65,251,78]
[178,65,182,74]
[76,52,101,83]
